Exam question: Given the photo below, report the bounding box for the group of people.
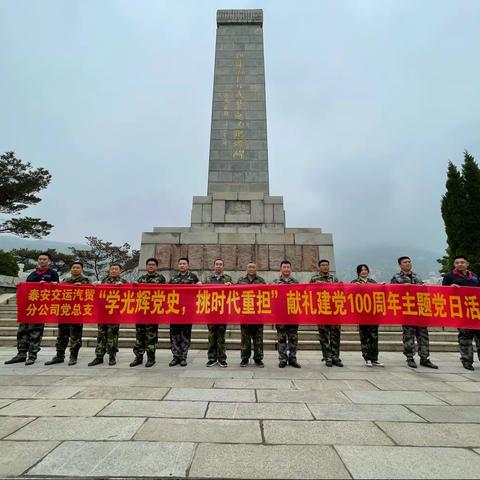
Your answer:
[3,252,480,371]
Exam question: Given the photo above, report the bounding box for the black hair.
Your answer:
[39,252,52,261]
[110,263,122,269]
[454,255,468,262]
[318,259,330,266]
[356,264,369,276]
[280,260,291,267]
[146,258,159,266]
[71,261,84,269]
[397,256,410,265]
[214,258,224,264]
[178,257,189,264]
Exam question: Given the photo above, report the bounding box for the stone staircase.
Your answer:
[0,295,459,352]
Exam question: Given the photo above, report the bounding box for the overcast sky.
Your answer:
[1,0,479,255]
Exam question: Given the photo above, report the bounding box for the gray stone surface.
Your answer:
[408,405,480,423]
[207,402,313,419]
[0,385,82,399]
[0,417,35,439]
[0,399,110,416]
[378,422,480,447]
[29,441,195,477]
[293,379,378,391]
[0,441,59,476]
[7,417,145,441]
[165,387,255,402]
[135,418,262,443]
[344,390,446,405]
[0,399,14,409]
[308,403,425,422]
[264,420,393,446]
[257,389,351,404]
[0,374,65,386]
[190,444,350,479]
[431,391,480,405]
[99,399,207,418]
[73,386,169,400]
[336,446,480,479]
[368,378,460,391]
[214,378,294,389]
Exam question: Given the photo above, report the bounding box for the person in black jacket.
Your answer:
[442,255,480,370]
[5,252,59,366]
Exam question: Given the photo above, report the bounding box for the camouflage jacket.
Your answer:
[351,277,377,284]
[137,272,166,284]
[390,271,423,285]
[310,273,339,283]
[63,274,90,284]
[169,271,199,284]
[101,275,127,285]
[237,274,266,285]
[205,273,233,284]
[273,276,299,284]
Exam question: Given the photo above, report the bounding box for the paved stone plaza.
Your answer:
[1,347,480,478]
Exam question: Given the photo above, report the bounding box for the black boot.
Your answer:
[130,357,143,367]
[4,353,27,365]
[45,355,65,366]
[68,356,78,366]
[109,355,116,366]
[145,356,156,368]
[25,355,36,366]
[88,356,104,367]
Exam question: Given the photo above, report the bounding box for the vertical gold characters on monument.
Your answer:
[233,52,245,160]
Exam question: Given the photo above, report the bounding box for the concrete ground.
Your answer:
[0,347,480,479]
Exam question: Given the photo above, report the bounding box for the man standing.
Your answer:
[88,264,126,367]
[169,257,200,367]
[310,259,343,367]
[238,262,265,367]
[391,256,438,369]
[274,260,301,368]
[130,258,166,368]
[5,252,59,366]
[442,255,480,370]
[205,259,232,368]
[45,261,90,366]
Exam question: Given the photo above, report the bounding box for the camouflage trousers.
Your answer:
[56,324,83,358]
[95,324,120,357]
[318,325,341,360]
[402,325,430,360]
[170,324,192,360]
[276,324,298,362]
[240,324,263,361]
[207,324,227,362]
[458,328,480,364]
[133,324,158,359]
[359,325,379,362]
[17,323,44,356]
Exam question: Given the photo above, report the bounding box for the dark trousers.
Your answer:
[318,324,341,360]
[276,324,298,361]
[207,324,227,361]
[458,328,480,364]
[56,323,83,357]
[359,325,379,361]
[17,323,44,356]
[240,324,263,361]
[170,324,192,360]
[133,324,158,359]
[402,325,430,360]
[95,324,120,357]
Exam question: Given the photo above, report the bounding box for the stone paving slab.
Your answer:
[408,405,480,423]
[256,389,351,404]
[307,403,425,422]
[206,402,313,419]
[134,418,262,443]
[0,440,59,476]
[0,417,35,439]
[263,420,393,445]
[178,369,254,378]
[128,376,215,388]
[213,378,294,389]
[28,441,195,477]
[73,386,169,400]
[0,367,51,375]
[431,391,480,405]
[99,399,208,418]
[344,390,447,405]
[336,445,480,479]
[446,381,480,392]
[367,378,461,392]
[253,369,327,379]
[392,372,470,382]
[165,387,256,402]
[7,416,145,441]
[189,444,351,479]
[0,374,66,386]
[0,385,83,399]
[293,379,378,391]
[377,422,480,447]
[0,399,15,409]
[0,399,110,416]
[38,367,111,376]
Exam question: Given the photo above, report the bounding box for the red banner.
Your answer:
[16,282,480,328]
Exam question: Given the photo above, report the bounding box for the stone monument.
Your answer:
[139,9,335,281]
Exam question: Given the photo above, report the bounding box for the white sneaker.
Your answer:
[365,360,373,367]
[372,361,384,367]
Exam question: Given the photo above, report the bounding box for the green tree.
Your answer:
[440,151,480,274]
[69,236,139,281]
[10,248,74,275]
[0,151,53,238]
[0,250,19,276]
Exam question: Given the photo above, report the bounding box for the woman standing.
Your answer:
[352,264,384,367]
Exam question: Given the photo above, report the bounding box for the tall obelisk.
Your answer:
[140,9,335,281]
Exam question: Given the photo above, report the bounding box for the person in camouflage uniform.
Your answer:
[274,260,301,368]
[238,262,266,367]
[391,256,438,369]
[5,252,59,366]
[351,264,384,367]
[45,261,90,366]
[205,259,232,368]
[88,264,127,367]
[442,255,480,370]
[168,257,200,367]
[310,259,343,367]
[130,258,166,368]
